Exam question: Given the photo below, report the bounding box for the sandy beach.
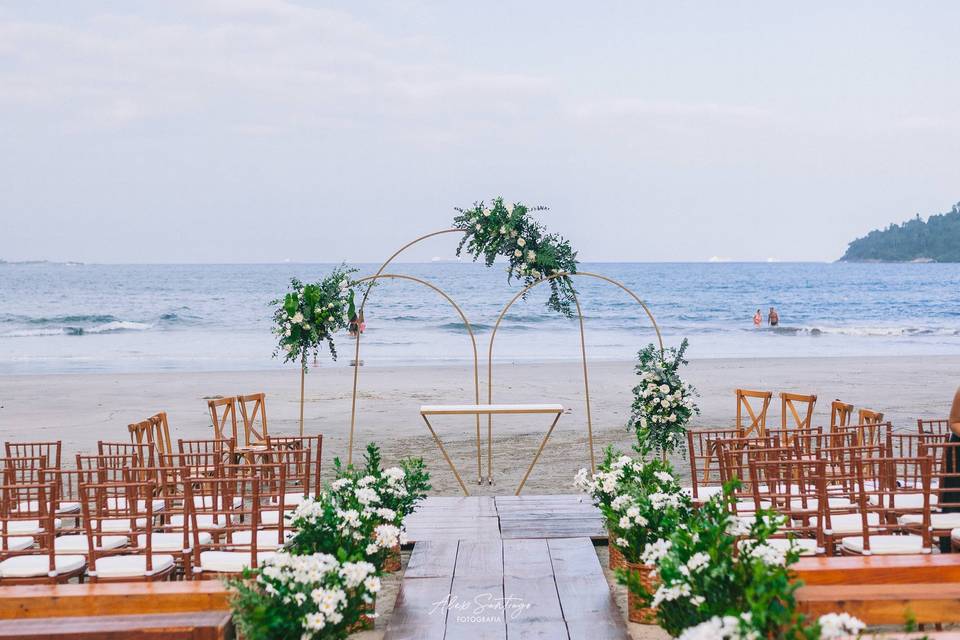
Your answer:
[2,354,956,494]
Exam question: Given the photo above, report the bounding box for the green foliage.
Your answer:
[270,265,357,370]
[453,196,579,316]
[841,202,960,262]
[628,339,699,457]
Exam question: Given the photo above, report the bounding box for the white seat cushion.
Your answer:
[92,518,147,533]
[92,554,174,578]
[169,514,230,529]
[789,497,852,510]
[681,485,723,500]
[900,512,960,529]
[823,513,880,535]
[228,529,293,550]
[258,510,289,526]
[57,501,82,514]
[106,498,166,513]
[272,492,316,507]
[952,528,960,543]
[768,537,819,556]
[15,501,81,515]
[5,519,61,535]
[55,535,128,553]
[1,537,34,551]
[137,532,211,552]
[193,496,243,509]
[889,493,938,509]
[841,534,928,555]
[198,550,275,573]
[0,554,84,578]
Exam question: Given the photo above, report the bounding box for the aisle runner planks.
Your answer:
[403,494,605,543]
[384,537,627,640]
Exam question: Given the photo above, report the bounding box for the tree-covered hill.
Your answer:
[840,202,960,262]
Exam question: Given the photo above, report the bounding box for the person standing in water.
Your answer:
[941,386,960,551]
[768,307,779,327]
[753,309,762,327]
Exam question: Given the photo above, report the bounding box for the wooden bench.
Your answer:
[0,611,233,640]
[793,555,960,625]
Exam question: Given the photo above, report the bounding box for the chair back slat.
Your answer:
[830,400,854,431]
[237,393,268,447]
[736,389,772,437]
[208,397,239,442]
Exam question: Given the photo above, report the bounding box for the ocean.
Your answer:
[1,262,959,375]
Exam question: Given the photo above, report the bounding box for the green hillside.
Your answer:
[840,202,960,262]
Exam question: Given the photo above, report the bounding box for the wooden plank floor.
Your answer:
[404,494,604,543]
[384,537,627,640]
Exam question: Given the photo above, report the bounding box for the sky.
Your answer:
[1,1,959,264]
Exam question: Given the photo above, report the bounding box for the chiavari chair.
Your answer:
[746,456,826,556]
[833,421,893,448]
[178,438,235,471]
[265,434,323,505]
[237,393,269,448]
[78,471,175,581]
[0,480,86,583]
[917,418,951,436]
[818,446,888,554]
[98,441,156,468]
[839,456,932,556]
[903,441,960,543]
[186,462,288,578]
[684,427,742,502]
[3,441,79,517]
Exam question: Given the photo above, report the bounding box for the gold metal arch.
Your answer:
[486,271,664,481]
[346,272,482,489]
[347,229,466,464]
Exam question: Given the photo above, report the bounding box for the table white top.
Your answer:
[420,403,565,415]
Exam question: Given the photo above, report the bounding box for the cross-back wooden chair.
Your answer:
[237,393,268,448]
[830,400,854,432]
[856,409,885,443]
[781,392,817,430]
[128,413,173,459]
[208,397,239,443]
[917,418,950,436]
[186,462,288,579]
[736,389,772,437]
[0,479,88,584]
[684,427,742,502]
[78,470,175,582]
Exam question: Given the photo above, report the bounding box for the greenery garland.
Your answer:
[454,196,579,316]
[270,265,356,371]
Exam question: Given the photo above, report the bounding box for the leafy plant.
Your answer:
[270,265,356,371]
[453,196,579,316]
[627,338,699,456]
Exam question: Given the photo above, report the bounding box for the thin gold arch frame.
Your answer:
[347,272,482,491]
[486,271,664,487]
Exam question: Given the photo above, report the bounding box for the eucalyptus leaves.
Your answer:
[454,197,579,316]
[271,265,356,371]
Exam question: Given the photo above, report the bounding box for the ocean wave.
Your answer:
[1,320,154,338]
[753,325,960,338]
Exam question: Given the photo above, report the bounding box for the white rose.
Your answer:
[475,224,482,231]
[517,237,526,247]
[510,230,517,238]
[483,209,490,217]
[659,384,670,393]
[514,249,522,257]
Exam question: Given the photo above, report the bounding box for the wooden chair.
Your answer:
[128,413,174,459]
[1,454,79,517]
[78,472,175,582]
[0,481,86,584]
[265,435,323,504]
[98,441,156,468]
[830,400,854,431]
[781,392,817,430]
[837,421,892,448]
[908,442,960,543]
[684,428,742,502]
[746,456,827,556]
[917,418,951,436]
[186,463,288,579]
[858,409,885,442]
[207,397,239,443]
[237,393,268,448]
[736,389,772,437]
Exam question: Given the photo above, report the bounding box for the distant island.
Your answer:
[840,201,960,262]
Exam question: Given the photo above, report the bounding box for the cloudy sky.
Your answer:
[2,1,958,263]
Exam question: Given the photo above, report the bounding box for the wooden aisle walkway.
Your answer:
[404,494,605,543]
[384,537,627,640]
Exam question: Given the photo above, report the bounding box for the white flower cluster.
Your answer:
[675,614,760,640]
[651,580,693,608]
[817,612,866,639]
[641,538,673,565]
[739,540,788,567]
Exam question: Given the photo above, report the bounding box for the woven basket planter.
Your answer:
[608,537,625,571]
[347,598,376,632]
[624,561,658,624]
[383,544,402,573]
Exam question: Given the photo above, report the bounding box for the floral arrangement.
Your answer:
[574,446,649,511]
[227,551,381,640]
[453,196,579,316]
[271,265,357,370]
[355,442,431,522]
[627,338,699,456]
[628,484,865,639]
[591,450,692,565]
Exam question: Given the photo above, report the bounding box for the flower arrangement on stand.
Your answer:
[627,338,699,457]
[227,552,381,640]
[628,483,866,639]
[271,265,356,435]
[453,196,579,316]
